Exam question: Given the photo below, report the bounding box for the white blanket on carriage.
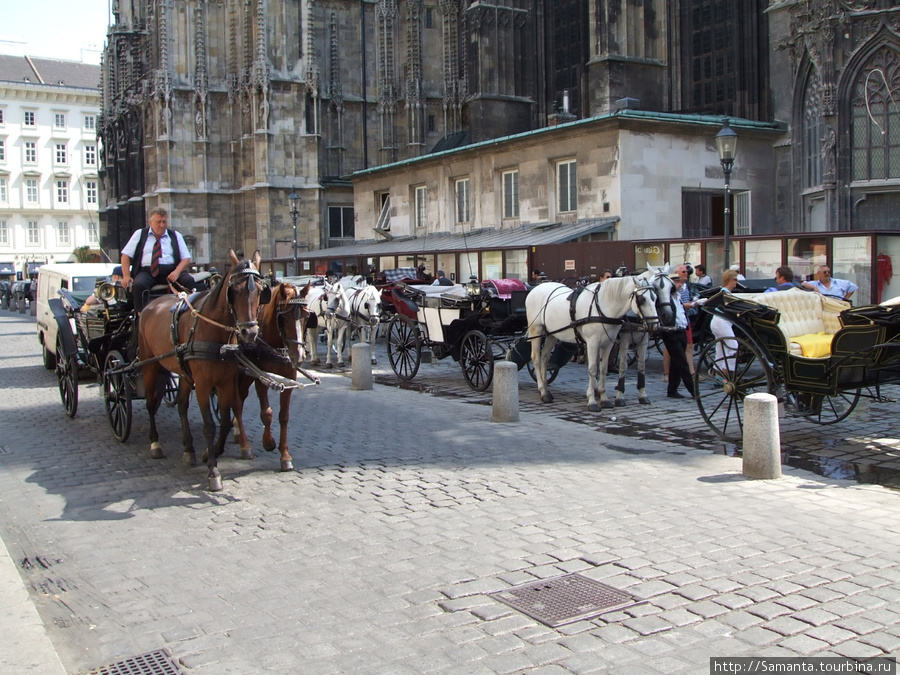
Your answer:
[407,284,468,298]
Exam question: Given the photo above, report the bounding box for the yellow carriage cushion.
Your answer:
[791,332,833,358]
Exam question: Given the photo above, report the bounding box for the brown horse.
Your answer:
[138,250,268,491]
[235,281,312,471]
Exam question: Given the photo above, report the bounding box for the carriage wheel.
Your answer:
[387,316,421,381]
[163,372,179,406]
[461,330,494,392]
[786,389,861,425]
[694,336,775,442]
[526,359,560,385]
[56,337,78,418]
[103,350,132,443]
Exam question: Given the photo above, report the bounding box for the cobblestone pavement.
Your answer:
[1,310,900,675]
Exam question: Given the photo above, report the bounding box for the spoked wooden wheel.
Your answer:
[103,350,132,443]
[163,372,179,406]
[786,389,861,425]
[460,330,493,392]
[694,336,775,442]
[526,360,560,385]
[56,337,78,418]
[387,316,421,381]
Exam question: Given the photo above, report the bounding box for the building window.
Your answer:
[0,109,4,124]
[84,144,96,166]
[85,180,98,204]
[0,139,5,161]
[24,111,36,126]
[734,191,751,235]
[851,46,900,182]
[803,72,824,189]
[25,178,39,203]
[24,141,37,163]
[427,115,436,133]
[0,178,6,203]
[55,143,67,164]
[414,185,427,228]
[0,221,7,245]
[557,159,577,212]
[84,115,96,131]
[27,221,40,245]
[328,206,355,239]
[425,7,434,28]
[87,221,99,245]
[54,113,66,129]
[502,170,519,219]
[455,178,470,223]
[56,180,68,203]
[57,221,70,245]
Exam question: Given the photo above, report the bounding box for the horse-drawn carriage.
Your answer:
[384,277,530,391]
[49,253,313,490]
[695,288,900,440]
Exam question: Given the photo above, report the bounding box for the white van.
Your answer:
[36,262,118,369]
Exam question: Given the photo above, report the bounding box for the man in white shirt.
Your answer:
[120,207,194,313]
[801,265,858,302]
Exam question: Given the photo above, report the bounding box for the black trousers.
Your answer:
[133,264,195,312]
[661,329,694,396]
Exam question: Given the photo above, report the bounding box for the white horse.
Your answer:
[526,269,675,411]
[303,283,338,367]
[327,281,382,366]
[613,316,653,406]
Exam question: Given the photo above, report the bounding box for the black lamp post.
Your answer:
[715,118,738,272]
[288,189,300,276]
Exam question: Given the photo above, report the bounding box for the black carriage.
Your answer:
[694,289,900,441]
[384,278,529,391]
[51,273,214,441]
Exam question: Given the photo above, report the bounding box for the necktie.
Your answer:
[150,233,162,279]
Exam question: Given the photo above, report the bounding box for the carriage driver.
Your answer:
[120,207,195,313]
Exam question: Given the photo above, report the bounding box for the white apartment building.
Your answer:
[0,54,102,280]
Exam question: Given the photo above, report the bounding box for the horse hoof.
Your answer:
[337,361,346,368]
[541,394,554,404]
[240,448,254,460]
[200,448,209,463]
[601,400,615,409]
[324,363,334,370]
[182,451,197,467]
[371,358,377,365]
[280,460,293,472]
[639,397,651,405]
[615,399,625,407]
[588,403,602,412]
[208,475,223,492]
[150,442,165,459]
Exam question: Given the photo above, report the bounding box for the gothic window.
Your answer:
[804,72,824,189]
[851,46,900,182]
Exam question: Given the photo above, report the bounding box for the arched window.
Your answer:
[851,46,900,182]
[803,71,824,188]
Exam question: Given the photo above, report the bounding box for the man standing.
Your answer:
[432,270,454,286]
[120,207,194,313]
[802,265,857,302]
[660,272,695,399]
[765,266,796,293]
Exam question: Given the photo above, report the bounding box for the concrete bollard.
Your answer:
[18,295,26,314]
[742,393,782,480]
[351,343,373,390]
[492,361,520,423]
[0,294,7,310]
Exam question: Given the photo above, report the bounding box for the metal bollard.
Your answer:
[742,393,782,480]
[492,361,520,423]
[351,343,373,390]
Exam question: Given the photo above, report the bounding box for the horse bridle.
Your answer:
[225,266,265,336]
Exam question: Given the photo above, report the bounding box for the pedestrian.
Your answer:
[599,269,613,281]
[432,270,453,286]
[694,264,712,287]
[801,265,857,302]
[120,207,195,313]
[710,268,740,367]
[663,264,697,381]
[661,272,695,399]
[766,266,796,292]
[530,269,545,284]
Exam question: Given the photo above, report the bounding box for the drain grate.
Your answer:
[83,649,183,675]
[489,573,643,627]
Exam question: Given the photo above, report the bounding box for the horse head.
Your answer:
[325,281,350,320]
[638,266,677,329]
[265,281,309,368]
[225,250,266,344]
[353,284,382,327]
[615,274,659,329]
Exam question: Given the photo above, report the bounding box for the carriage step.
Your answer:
[422,349,436,365]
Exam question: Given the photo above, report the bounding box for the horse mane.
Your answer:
[205,258,252,312]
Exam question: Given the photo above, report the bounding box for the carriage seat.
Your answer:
[754,288,848,357]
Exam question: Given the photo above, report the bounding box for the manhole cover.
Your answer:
[82,649,183,675]
[489,573,643,627]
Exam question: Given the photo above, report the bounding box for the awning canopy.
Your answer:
[298,217,618,260]
[0,262,14,275]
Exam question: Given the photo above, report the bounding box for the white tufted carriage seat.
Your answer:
[751,288,849,357]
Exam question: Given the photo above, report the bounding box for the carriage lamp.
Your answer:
[288,189,300,276]
[465,275,481,298]
[715,119,738,271]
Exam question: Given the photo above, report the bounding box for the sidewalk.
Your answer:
[2,309,900,674]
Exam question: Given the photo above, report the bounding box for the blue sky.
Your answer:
[1,0,111,64]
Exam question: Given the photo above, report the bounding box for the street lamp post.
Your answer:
[288,189,300,276]
[715,118,738,272]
